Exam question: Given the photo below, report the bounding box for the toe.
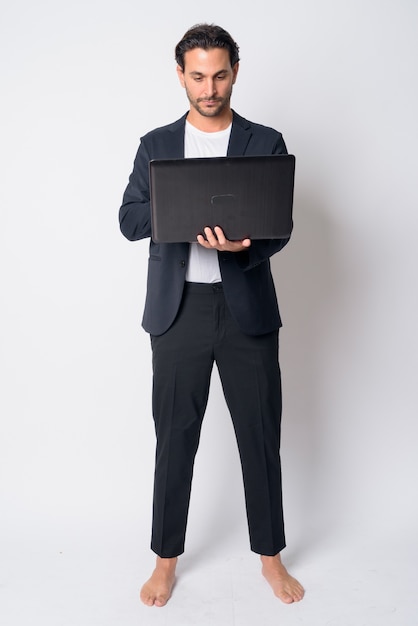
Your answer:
[292,587,304,602]
[280,591,294,604]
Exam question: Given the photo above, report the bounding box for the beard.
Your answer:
[185,86,233,118]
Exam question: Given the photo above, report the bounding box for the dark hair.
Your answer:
[175,23,240,71]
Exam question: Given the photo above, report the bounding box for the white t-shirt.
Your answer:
[184,120,232,284]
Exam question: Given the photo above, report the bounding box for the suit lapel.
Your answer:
[167,114,187,158]
[227,111,252,156]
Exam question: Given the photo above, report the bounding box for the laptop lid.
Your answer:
[149,154,295,243]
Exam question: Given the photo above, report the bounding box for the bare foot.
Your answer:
[261,553,304,603]
[140,556,177,607]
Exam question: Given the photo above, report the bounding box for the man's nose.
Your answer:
[203,79,216,96]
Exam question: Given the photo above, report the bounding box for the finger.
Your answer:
[213,226,227,245]
[197,233,210,247]
[204,227,218,246]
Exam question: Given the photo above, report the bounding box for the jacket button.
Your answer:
[180,260,186,267]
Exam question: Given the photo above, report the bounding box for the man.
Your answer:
[119,23,304,607]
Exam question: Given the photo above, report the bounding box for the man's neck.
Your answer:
[186,108,233,133]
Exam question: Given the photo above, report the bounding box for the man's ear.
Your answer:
[176,65,185,88]
[232,62,239,85]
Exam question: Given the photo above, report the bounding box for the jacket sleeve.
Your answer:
[119,138,152,241]
[229,234,291,271]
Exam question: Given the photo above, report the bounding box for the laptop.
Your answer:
[149,154,295,243]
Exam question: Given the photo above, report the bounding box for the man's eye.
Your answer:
[217,75,226,80]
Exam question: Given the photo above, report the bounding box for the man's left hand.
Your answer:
[197,226,251,252]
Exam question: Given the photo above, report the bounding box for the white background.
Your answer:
[1,1,417,624]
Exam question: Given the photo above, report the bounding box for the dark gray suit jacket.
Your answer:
[119,111,292,336]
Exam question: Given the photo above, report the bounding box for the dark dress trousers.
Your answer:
[120,111,292,557]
